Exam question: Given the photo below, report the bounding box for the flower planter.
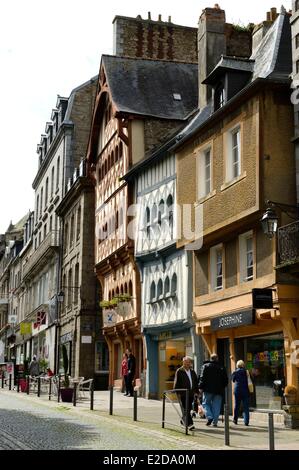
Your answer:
[60,388,74,403]
[19,378,28,393]
[284,394,297,406]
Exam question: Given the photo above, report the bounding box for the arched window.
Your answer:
[104,160,107,175]
[158,200,165,227]
[150,281,156,301]
[115,146,119,162]
[115,211,119,230]
[119,142,123,159]
[108,291,112,301]
[167,194,174,236]
[116,286,119,296]
[171,273,177,295]
[152,203,157,223]
[145,207,151,238]
[108,154,111,171]
[120,284,124,295]
[157,279,163,298]
[124,282,128,294]
[111,151,114,167]
[164,276,170,295]
[45,178,49,208]
[112,289,115,298]
[129,280,133,297]
[98,167,102,182]
[56,156,60,190]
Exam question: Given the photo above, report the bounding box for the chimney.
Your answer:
[198,5,226,109]
[270,7,278,21]
[148,12,151,20]
[158,14,162,21]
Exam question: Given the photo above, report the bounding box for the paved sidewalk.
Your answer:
[1,386,299,450]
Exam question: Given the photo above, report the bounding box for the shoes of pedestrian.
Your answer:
[233,419,238,425]
[188,425,195,431]
[206,419,213,426]
[123,393,128,396]
[212,423,217,427]
[245,423,249,426]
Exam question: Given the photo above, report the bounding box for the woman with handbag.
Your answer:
[231,360,251,426]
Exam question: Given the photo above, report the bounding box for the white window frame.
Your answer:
[225,125,241,183]
[210,244,224,292]
[239,231,254,283]
[197,144,213,200]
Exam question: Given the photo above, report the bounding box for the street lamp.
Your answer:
[261,200,299,239]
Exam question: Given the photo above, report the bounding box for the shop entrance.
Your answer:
[217,339,232,413]
[235,333,285,409]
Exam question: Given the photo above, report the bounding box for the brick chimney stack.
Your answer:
[198,4,226,109]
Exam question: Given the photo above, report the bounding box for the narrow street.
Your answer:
[0,391,194,450]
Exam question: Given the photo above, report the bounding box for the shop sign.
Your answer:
[103,309,117,327]
[20,323,32,335]
[159,331,172,341]
[252,289,273,309]
[8,315,17,324]
[211,309,255,331]
[60,332,73,344]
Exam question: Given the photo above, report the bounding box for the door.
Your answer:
[217,338,232,414]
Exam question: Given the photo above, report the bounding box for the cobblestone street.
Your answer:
[0,391,191,450]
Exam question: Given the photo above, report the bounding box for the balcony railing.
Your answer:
[278,221,299,267]
[23,230,60,278]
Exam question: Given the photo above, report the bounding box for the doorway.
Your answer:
[217,338,232,414]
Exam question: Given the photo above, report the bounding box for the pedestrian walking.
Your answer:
[199,354,228,427]
[29,356,40,377]
[173,356,199,430]
[231,360,250,426]
[121,353,129,396]
[126,348,136,397]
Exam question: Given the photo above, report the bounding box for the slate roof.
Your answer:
[171,9,292,149]
[102,55,198,120]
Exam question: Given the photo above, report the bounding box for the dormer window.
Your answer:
[214,84,226,111]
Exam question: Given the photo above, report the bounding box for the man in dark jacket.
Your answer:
[126,348,136,397]
[199,354,228,427]
[173,356,199,430]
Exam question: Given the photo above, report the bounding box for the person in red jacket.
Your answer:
[121,353,129,396]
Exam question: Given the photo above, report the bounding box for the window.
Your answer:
[171,273,177,295]
[64,223,68,253]
[166,195,174,237]
[214,84,226,110]
[67,269,72,307]
[51,167,55,195]
[296,60,299,74]
[36,195,39,221]
[145,207,151,238]
[157,279,163,299]
[56,156,60,190]
[197,147,212,199]
[45,178,48,208]
[76,206,81,240]
[164,276,170,295]
[158,200,164,227]
[226,126,241,182]
[296,34,299,49]
[239,232,254,282]
[70,214,74,246]
[210,245,223,291]
[40,187,43,216]
[74,264,79,305]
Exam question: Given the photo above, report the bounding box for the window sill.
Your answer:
[221,171,247,192]
[195,189,217,206]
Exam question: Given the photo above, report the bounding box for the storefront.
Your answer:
[200,309,286,410]
[144,322,202,399]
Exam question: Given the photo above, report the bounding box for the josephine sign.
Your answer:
[211,310,255,331]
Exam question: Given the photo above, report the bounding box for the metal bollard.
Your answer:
[17,374,20,393]
[73,382,77,407]
[185,390,189,435]
[162,393,166,429]
[224,404,230,446]
[268,413,275,451]
[109,385,113,415]
[57,375,60,403]
[49,377,52,401]
[90,380,94,411]
[9,374,12,391]
[37,376,41,397]
[133,390,137,421]
[26,376,30,395]
[1,373,4,388]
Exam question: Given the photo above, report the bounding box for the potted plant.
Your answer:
[60,345,73,403]
[284,385,298,405]
[39,358,49,374]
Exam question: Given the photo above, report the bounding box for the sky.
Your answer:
[0,0,292,234]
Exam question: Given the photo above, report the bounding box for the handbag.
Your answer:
[246,370,254,393]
